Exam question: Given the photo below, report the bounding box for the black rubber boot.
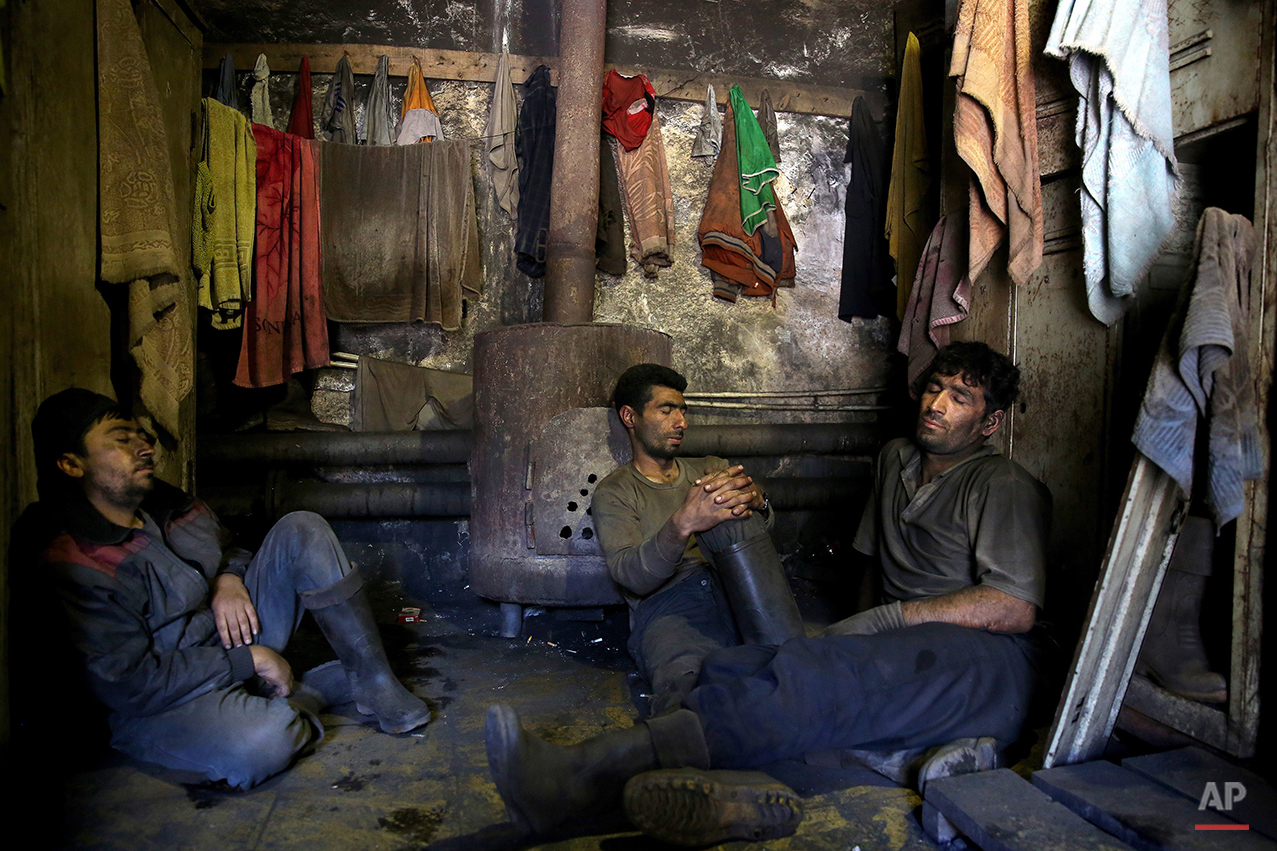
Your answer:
[301,570,432,734]
[707,531,805,645]
[485,705,709,835]
[623,768,803,845]
[1135,517,1226,703]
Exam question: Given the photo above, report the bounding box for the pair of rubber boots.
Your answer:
[700,521,805,645]
[1134,516,1227,703]
[486,704,802,845]
[295,568,432,733]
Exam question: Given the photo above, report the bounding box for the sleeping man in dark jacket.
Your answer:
[16,389,431,789]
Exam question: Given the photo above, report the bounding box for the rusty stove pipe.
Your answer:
[542,0,606,323]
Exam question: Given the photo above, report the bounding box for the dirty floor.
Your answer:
[33,581,946,851]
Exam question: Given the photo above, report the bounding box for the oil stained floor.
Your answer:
[38,591,942,851]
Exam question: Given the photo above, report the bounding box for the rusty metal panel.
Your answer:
[470,323,671,606]
[530,408,631,557]
[1169,0,1265,139]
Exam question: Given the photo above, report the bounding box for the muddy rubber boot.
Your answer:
[301,570,432,734]
[917,737,998,795]
[623,768,803,845]
[485,705,709,836]
[704,529,805,645]
[1134,517,1227,703]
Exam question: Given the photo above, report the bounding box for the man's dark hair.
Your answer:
[919,341,1020,414]
[613,364,687,415]
[31,388,129,497]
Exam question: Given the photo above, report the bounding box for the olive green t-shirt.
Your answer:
[853,438,1051,608]
[591,455,729,609]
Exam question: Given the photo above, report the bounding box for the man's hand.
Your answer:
[212,574,260,649]
[249,645,294,698]
[672,466,757,536]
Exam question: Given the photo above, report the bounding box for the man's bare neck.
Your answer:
[918,443,985,486]
[87,492,144,529]
[632,453,680,484]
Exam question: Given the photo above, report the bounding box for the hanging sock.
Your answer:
[484,52,520,216]
[365,55,393,146]
[215,51,239,110]
[885,32,931,322]
[397,56,443,144]
[757,88,781,164]
[691,84,721,159]
[250,53,274,127]
[321,54,357,144]
[287,55,315,139]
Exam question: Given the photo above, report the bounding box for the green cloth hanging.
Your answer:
[730,84,779,235]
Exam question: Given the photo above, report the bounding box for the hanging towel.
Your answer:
[353,358,474,432]
[897,216,971,389]
[322,55,357,144]
[365,55,394,146]
[320,139,481,329]
[288,55,315,139]
[886,32,931,322]
[698,97,797,302]
[602,70,656,151]
[616,113,676,277]
[251,53,274,128]
[235,128,329,387]
[691,84,722,159]
[484,52,520,217]
[515,65,556,277]
[951,0,1042,286]
[97,0,191,435]
[197,98,257,329]
[1132,208,1262,530]
[758,88,781,164]
[729,85,780,236]
[397,57,443,144]
[215,51,239,110]
[596,135,627,275]
[1046,0,1180,326]
[839,97,893,320]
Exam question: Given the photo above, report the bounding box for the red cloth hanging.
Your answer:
[235,126,329,387]
[602,70,655,151]
[287,55,314,139]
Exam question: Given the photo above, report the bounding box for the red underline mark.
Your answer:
[1195,824,1249,831]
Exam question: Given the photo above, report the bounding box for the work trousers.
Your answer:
[109,511,352,789]
[685,622,1045,768]
[628,513,771,716]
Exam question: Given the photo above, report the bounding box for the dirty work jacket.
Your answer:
[19,481,256,720]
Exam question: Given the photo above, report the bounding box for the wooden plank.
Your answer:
[1122,675,1229,752]
[202,43,871,119]
[925,768,1138,851]
[1043,454,1187,768]
[1032,761,1267,850]
[1123,746,1277,841]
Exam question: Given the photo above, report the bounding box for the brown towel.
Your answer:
[950,0,1042,286]
[97,0,191,434]
[353,357,474,432]
[886,33,931,321]
[616,113,676,278]
[321,140,481,329]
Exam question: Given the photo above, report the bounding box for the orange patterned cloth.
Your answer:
[616,114,676,278]
[950,0,1042,286]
